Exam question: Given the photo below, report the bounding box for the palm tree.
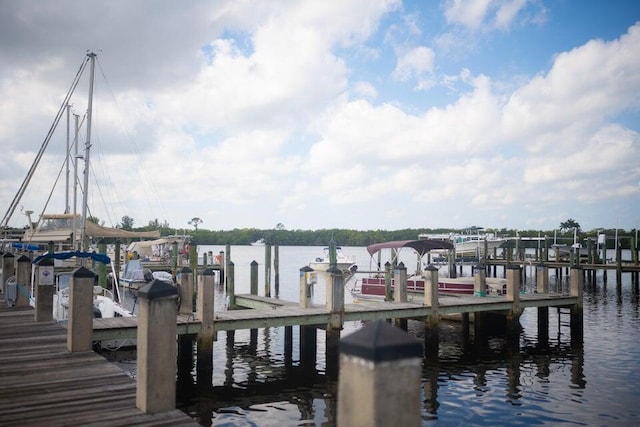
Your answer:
[188,217,203,232]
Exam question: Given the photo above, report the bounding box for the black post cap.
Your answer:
[340,320,423,362]
[138,279,178,300]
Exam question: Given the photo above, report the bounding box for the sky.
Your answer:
[1,0,639,233]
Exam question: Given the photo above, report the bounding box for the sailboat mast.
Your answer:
[72,113,80,250]
[80,52,96,250]
[65,104,71,214]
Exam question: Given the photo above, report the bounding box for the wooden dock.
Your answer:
[90,292,578,341]
[0,305,199,427]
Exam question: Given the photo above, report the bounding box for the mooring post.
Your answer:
[299,265,314,308]
[67,266,95,352]
[570,266,584,347]
[178,266,193,315]
[264,244,272,297]
[136,279,178,414]
[394,262,408,303]
[536,264,550,346]
[1,252,15,296]
[338,320,423,426]
[14,255,31,307]
[274,244,280,297]
[227,261,235,308]
[97,239,107,288]
[505,265,522,337]
[384,261,392,301]
[473,264,487,296]
[218,250,225,285]
[250,260,259,296]
[326,266,344,330]
[171,241,178,279]
[197,268,216,372]
[394,262,408,330]
[34,256,55,322]
[423,264,439,358]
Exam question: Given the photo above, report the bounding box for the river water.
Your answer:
[114,245,640,426]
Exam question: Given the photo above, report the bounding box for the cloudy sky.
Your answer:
[1,0,639,233]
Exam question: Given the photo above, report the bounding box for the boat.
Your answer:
[309,245,357,272]
[251,238,266,246]
[419,227,505,260]
[118,259,173,290]
[350,239,506,302]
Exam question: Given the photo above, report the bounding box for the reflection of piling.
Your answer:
[338,320,423,426]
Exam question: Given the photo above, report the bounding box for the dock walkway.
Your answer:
[0,305,198,427]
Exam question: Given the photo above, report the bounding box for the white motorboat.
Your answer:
[309,246,357,272]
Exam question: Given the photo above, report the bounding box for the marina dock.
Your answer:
[0,305,198,426]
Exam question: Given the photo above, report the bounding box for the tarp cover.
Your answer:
[33,250,111,264]
[366,239,454,257]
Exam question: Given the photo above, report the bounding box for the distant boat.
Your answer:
[251,238,266,246]
[309,246,357,272]
[419,226,505,259]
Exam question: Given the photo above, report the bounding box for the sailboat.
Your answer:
[2,53,158,348]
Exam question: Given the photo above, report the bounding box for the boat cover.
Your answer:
[366,239,454,257]
[33,250,111,265]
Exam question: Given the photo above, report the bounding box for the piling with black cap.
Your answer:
[34,256,55,322]
[136,278,178,413]
[338,320,423,426]
[299,265,314,308]
[67,266,95,352]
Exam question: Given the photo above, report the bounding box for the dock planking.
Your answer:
[0,305,199,427]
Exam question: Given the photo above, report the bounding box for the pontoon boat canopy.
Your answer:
[366,239,454,257]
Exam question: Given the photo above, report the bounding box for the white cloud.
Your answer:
[392,46,436,89]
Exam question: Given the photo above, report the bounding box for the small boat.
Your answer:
[309,246,357,272]
[119,259,173,290]
[251,238,266,246]
[419,227,505,260]
[350,239,506,301]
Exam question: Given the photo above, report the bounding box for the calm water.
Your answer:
[115,245,640,426]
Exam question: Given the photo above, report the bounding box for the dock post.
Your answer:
[227,261,235,308]
[178,266,193,315]
[136,279,178,414]
[394,262,408,330]
[1,252,15,296]
[394,262,408,302]
[264,244,272,297]
[384,262,392,301]
[171,240,178,279]
[326,266,344,330]
[423,265,439,358]
[67,266,95,352]
[505,265,522,338]
[15,255,31,307]
[473,264,487,296]
[536,263,549,347]
[97,239,107,288]
[299,265,314,308]
[570,266,584,347]
[218,250,225,285]
[274,244,280,297]
[338,320,423,427]
[34,256,55,322]
[224,244,231,288]
[197,268,216,373]
[250,260,258,296]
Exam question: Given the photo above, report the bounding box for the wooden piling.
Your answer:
[1,252,15,296]
[505,265,522,337]
[250,260,258,296]
[136,279,179,414]
[264,245,271,297]
[338,320,423,427]
[423,265,439,359]
[67,266,95,352]
[327,266,344,330]
[274,244,280,296]
[227,261,235,308]
[14,255,31,307]
[299,265,314,308]
[570,266,584,347]
[384,262,392,301]
[34,256,55,322]
[473,264,487,296]
[393,262,408,303]
[196,268,216,372]
[178,267,193,315]
[97,239,107,288]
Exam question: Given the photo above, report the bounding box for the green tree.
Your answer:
[120,215,134,230]
[559,218,581,233]
[189,217,203,232]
